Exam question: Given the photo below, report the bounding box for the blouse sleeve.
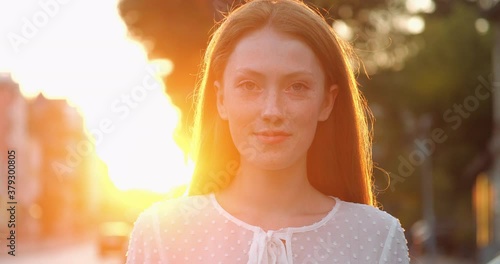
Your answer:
[126,205,165,264]
[379,217,410,264]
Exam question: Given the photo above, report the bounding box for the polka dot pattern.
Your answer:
[125,194,409,263]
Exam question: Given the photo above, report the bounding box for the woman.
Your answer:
[126,0,410,263]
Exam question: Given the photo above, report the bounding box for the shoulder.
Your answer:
[328,199,407,247]
[135,194,213,226]
[332,199,406,239]
[316,199,409,262]
[335,199,400,227]
[331,199,409,262]
[126,194,214,263]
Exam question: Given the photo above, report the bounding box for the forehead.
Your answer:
[223,27,324,80]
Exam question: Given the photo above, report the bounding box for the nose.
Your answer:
[261,89,284,124]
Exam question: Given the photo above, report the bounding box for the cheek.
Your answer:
[224,100,256,138]
[294,100,323,126]
[299,113,320,141]
[292,102,323,144]
[225,97,255,123]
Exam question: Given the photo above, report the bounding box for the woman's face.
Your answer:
[215,27,337,171]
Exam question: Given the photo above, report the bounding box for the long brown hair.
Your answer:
[187,0,375,206]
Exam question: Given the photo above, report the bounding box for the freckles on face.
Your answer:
[216,27,333,169]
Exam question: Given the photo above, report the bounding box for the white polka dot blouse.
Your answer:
[126,193,409,264]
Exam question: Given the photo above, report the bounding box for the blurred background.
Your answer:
[0,0,498,263]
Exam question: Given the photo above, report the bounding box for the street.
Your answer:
[0,240,124,264]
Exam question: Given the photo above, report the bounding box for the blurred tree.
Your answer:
[364,1,492,258]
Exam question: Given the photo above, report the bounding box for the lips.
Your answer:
[254,130,291,144]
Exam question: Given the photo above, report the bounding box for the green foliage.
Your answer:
[365,2,492,256]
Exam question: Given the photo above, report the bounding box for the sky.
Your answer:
[0,0,193,193]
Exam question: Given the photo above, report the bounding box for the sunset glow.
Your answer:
[0,0,193,193]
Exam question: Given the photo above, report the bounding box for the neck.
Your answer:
[222,156,319,216]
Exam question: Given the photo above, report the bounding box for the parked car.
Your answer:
[97,221,132,258]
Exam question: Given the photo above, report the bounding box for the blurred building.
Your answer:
[0,73,101,243]
[0,73,42,241]
[28,94,101,238]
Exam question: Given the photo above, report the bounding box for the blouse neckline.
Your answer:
[208,192,341,235]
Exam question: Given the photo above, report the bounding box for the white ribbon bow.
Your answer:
[248,230,291,264]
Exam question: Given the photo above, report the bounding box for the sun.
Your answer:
[94,64,195,193]
[0,0,193,194]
